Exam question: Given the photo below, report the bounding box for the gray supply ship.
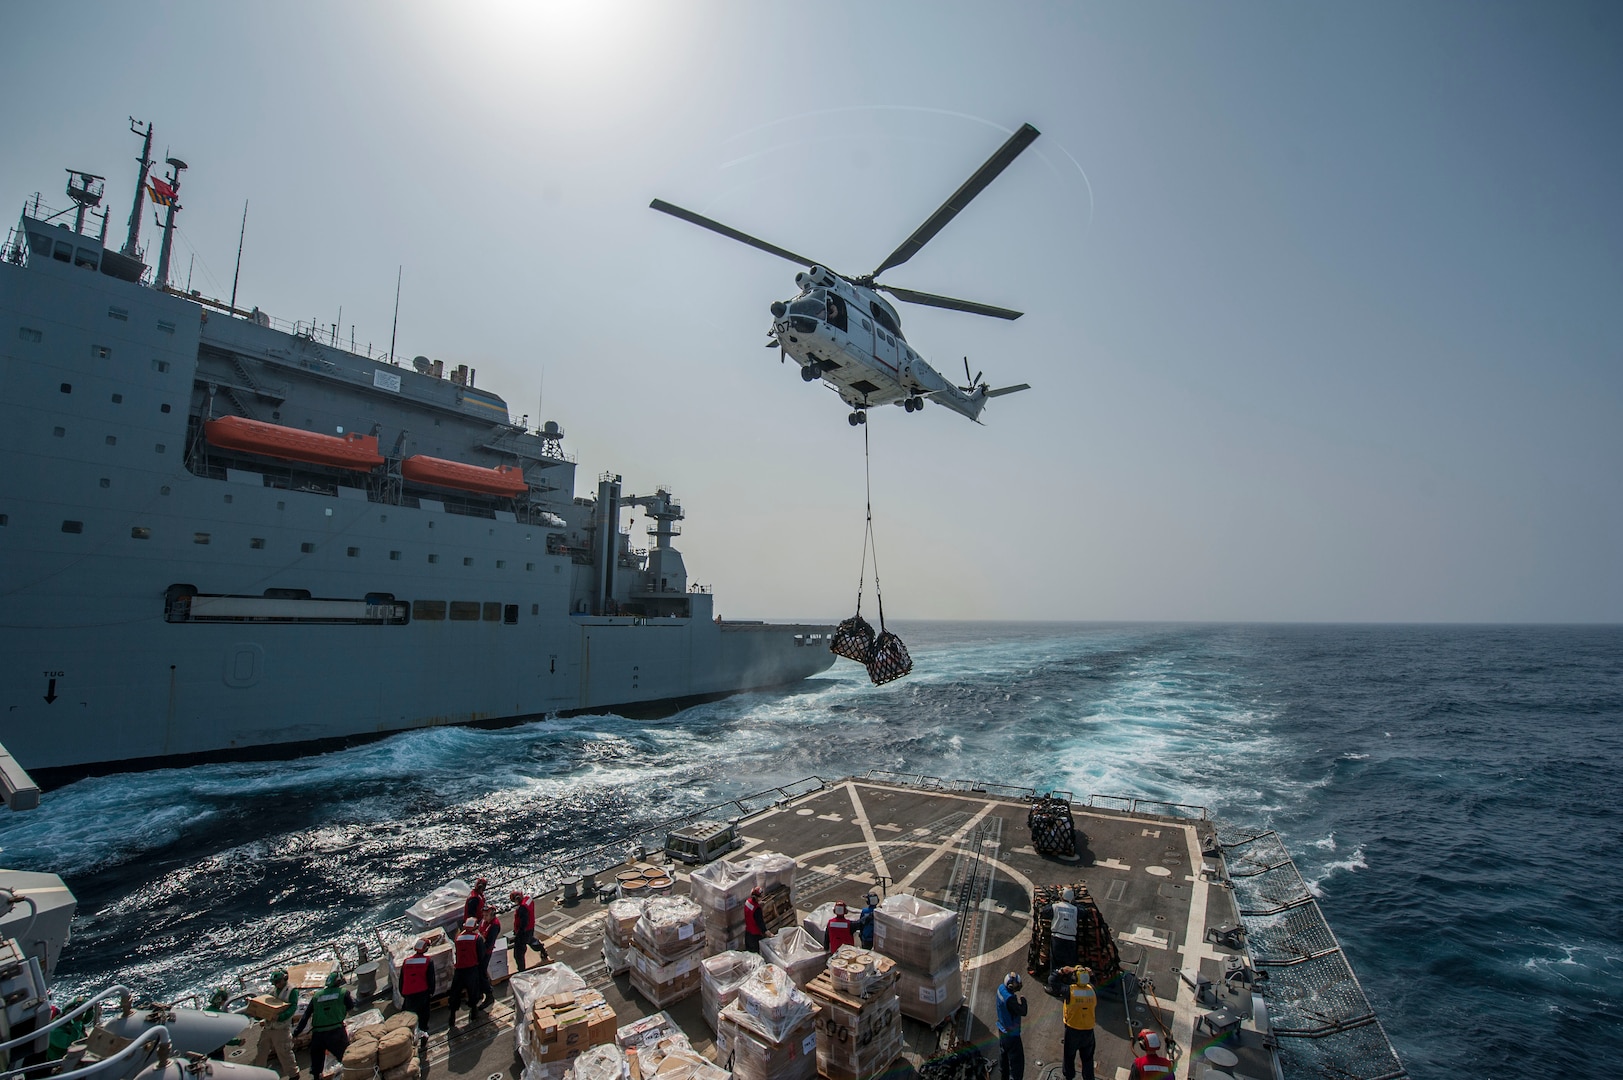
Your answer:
[0,125,834,779]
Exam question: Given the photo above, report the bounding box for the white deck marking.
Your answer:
[816,813,844,822]
[897,802,996,890]
[1096,857,1132,871]
[1145,865,1172,877]
[1172,820,1222,1068]
[845,781,893,882]
[1119,925,1170,949]
[875,823,904,833]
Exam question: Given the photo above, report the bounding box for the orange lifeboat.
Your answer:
[204,415,384,471]
[401,455,528,497]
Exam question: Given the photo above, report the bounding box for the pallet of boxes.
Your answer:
[618,1010,730,1080]
[805,945,903,1080]
[603,897,645,976]
[511,963,619,1078]
[871,894,963,1027]
[691,852,800,956]
[629,896,707,1008]
[340,1013,422,1080]
[716,964,820,1080]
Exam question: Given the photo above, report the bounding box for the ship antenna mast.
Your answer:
[122,118,154,257]
[153,155,187,289]
[388,265,402,362]
[229,200,248,313]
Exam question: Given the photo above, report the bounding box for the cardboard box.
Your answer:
[245,994,290,1021]
[286,960,338,991]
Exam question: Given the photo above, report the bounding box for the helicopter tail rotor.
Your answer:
[960,358,985,394]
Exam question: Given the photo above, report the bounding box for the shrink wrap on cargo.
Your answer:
[511,964,590,1064]
[405,879,473,931]
[603,939,633,977]
[606,899,646,948]
[615,1010,683,1052]
[759,929,827,989]
[872,895,958,974]
[717,1006,818,1080]
[568,1043,625,1080]
[743,853,797,894]
[729,965,816,1044]
[700,950,766,1033]
[823,946,897,1000]
[629,943,704,1007]
[643,1048,729,1080]
[689,859,756,912]
[893,963,963,1026]
[635,897,707,957]
[812,992,901,1080]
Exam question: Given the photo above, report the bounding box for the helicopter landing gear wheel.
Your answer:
[848,412,861,427]
[802,365,819,382]
[858,411,867,424]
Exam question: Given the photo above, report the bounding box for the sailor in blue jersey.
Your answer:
[996,972,1027,1080]
[859,893,879,949]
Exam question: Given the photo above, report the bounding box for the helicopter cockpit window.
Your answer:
[868,301,902,338]
[825,295,847,331]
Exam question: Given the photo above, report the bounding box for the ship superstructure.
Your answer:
[0,131,833,776]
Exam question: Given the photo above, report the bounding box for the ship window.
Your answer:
[60,383,71,394]
[250,537,265,549]
[194,532,210,545]
[27,232,51,255]
[99,478,110,488]
[109,307,129,321]
[105,435,116,445]
[53,427,64,437]
[526,562,535,571]
[504,605,519,625]
[301,542,315,553]
[413,599,446,621]
[389,550,401,560]
[482,602,501,621]
[131,526,151,539]
[152,359,170,373]
[61,520,84,533]
[160,403,171,413]
[75,248,99,270]
[158,320,176,334]
[449,601,481,621]
[347,547,360,557]
[112,393,123,404]
[496,560,506,569]
[53,241,72,263]
[93,345,111,359]
[19,327,43,343]
[428,553,439,563]
[155,444,165,454]
[463,557,474,567]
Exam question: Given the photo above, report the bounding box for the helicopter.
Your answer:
[651,122,1039,426]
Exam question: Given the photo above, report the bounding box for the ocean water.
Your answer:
[2,622,1619,1077]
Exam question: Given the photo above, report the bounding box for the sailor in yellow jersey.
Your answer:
[1045,965,1097,1080]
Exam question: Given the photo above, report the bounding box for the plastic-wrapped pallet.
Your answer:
[689,858,755,912]
[871,894,958,974]
[404,878,473,931]
[700,950,766,1033]
[511,964,589,1068]
[717,1005,818,1080]
[606,898,646,948]
[635,897,707,957]
[893,963,962,1027]
[568,1043,625,1080]
[629,943,705,1008]
[730,965,816,1044]
[759,928,827,989]
[644,1048,729,1080]
[603,938,633,977]
[813,995,902,1080]
[823,946,897,1000]
[743,852,797,894]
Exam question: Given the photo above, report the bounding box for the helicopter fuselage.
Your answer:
[771,266,982,420]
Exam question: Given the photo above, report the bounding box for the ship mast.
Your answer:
[122,118,154,257]
[154,157,187,288]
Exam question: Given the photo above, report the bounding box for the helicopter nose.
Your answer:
[770,301,787,319]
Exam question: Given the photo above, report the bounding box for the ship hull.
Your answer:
[0,225,834,777]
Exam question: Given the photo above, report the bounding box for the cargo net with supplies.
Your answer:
[829,420,912,686]
[1026,795,1077,857]
[1026,882,1121,982]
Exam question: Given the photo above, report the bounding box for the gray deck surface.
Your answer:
[229,780,1274,1080]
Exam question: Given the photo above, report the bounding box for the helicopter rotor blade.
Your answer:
[880,284,1023,321]
[650,199,825,269]
[870,122,1040,279]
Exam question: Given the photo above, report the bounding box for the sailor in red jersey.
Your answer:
[824,901,855,952]
[398,938,435,1040]
[464,877,488,922]
[448,918,483,1026]
[1129,1029,1173,1080]
[509,889,548,970]
[743,886,765,952]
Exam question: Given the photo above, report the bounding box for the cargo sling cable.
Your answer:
[830,423,912,685]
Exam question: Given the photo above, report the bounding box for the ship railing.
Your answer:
[860,768,1065,803]
[1215,826,1408,1079]
[1080,794,1210,820]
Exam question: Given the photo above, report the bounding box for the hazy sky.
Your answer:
[5,2,1619,622]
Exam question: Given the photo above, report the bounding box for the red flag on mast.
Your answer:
[149,177,178,207]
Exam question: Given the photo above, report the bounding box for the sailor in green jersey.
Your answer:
[251,969,299,1080]
[46,996,88,1060]
[293,971,354,1080]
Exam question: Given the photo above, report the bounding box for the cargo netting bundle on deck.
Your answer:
[1026,795,1077,857]
[916,1027,987,1080]
[1025,883,1120,982]
[831,423,911,685]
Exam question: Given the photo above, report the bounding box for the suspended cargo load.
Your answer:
[204,415,384,471]
[400,454,529,497]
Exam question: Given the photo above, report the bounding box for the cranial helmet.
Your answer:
[412,938,429,953]
[325,971,345,988]
[833,901,847,914]
[1061,887,1076,902]
[1004,972,1022,992]
[1137,1029,1162,1052]
[270,969,288,984]
[751,886,763,897]
[474,877,488,889]
[510,889,524,901]
[866,893,879,906]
